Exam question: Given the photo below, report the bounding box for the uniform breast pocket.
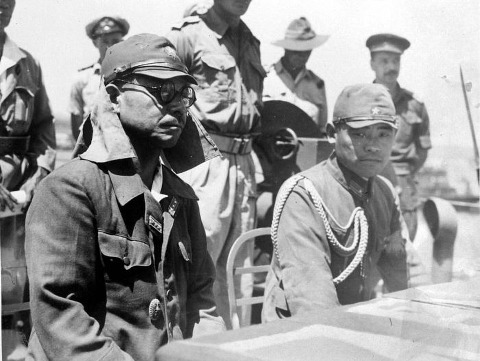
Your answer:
[200,53,236,102]
[98,232,153,282]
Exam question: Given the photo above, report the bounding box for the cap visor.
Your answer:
[346,119,397,129]
[369,44,403,54]
[133,68,197,85]
[272,35,330,51]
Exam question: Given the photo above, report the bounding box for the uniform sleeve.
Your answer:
[414,101,431,172]
[376,182,408,292]
[25,171,134,361]
[317,83,328,133]
[69,74,85,117]
[30,60,56,172]
[274,182,340,316]
[185,198,226,337]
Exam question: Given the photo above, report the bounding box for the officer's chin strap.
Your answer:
[271,174,369,285]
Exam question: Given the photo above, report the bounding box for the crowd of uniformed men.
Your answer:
[0,0,431,359]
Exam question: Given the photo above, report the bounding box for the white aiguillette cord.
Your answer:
[271,175,369,285]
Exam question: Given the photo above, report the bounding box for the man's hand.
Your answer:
[0,183,18,212]
[20,167,49,212]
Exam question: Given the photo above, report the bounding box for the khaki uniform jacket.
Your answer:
[0,35,55,187]
[167,13,265,135]
[263,60,328,132]
[263,154,408,322]
[69,62,101,119]
[390,84,431,175]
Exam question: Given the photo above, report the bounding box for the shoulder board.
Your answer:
[304,69,324,88]
[77,63,95,72]
[171,15,201,30]
[401,87,424,104]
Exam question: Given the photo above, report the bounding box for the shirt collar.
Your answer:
[107,160,198,207]
[327,153,372,201]
[203,9,230,37]
[151,164,168,203]
[0,34,26,75]
[275,59,309,83]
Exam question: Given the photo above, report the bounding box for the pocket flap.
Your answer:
[98,232,151,269]
[201,53,236,71]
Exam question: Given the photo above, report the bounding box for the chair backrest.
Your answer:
[226,227,271,329]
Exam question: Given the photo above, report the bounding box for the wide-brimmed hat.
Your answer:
[272,17,329,51]
[101,34,197,85]
[332,84,397,129]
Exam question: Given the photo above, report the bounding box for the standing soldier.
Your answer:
[366,33,431,240]
[1,0,55,358]
[264,17,329,134]
[69,16,129,140]
[167,0,265,328]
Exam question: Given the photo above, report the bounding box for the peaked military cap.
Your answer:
[101,33,197,85]
[332,83,397,129]
[86,16,130,39]
[366,33,410,54]
[272,17,329,51]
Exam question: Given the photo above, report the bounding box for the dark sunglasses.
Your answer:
[117,79,196,108]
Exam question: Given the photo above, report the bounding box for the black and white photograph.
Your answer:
[1,0,479,360]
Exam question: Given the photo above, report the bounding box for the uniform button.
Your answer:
[149,299,162,320]
[123,257,130,266]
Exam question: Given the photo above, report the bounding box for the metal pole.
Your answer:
[459,66,480,184]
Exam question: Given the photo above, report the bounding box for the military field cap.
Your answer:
[272,17,329,51]
[86,16,130,40]
[332,83,397,129]
[101,33,197,85]
[366,33,410,54]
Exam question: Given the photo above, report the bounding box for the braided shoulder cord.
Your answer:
[271,175,369,285]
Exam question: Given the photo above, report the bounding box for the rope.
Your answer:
[271,175,369,285]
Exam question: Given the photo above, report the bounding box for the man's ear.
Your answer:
[326,122,336,144]
[369,55,375,71]
[106,83,121,113]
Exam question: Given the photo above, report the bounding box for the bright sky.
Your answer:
[7,0,480,192]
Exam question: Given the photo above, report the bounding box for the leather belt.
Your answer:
[0,136,30,156]
[209,133,253,155]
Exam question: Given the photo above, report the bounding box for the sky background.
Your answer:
[6,0,480,194]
